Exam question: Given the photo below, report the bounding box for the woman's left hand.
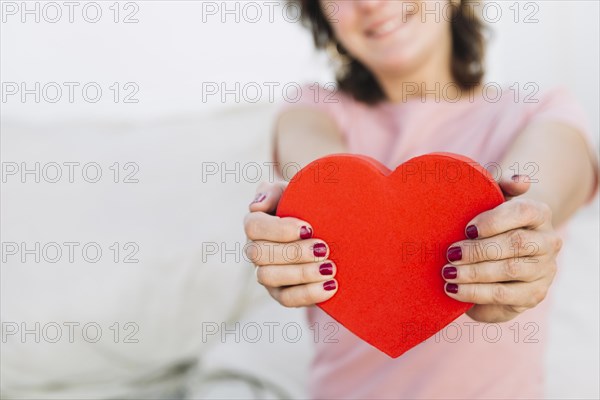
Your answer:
[442,175,563,323]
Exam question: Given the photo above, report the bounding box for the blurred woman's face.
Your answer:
[322,0,453,78]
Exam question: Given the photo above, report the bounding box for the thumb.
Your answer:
[248,181,288,215]
[498,174,531,200]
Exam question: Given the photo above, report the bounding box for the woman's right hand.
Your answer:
[244,182,338,307]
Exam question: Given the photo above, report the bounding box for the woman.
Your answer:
[244,1,598,398]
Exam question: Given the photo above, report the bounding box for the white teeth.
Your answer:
[370,19,400,37]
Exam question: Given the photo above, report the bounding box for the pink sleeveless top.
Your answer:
[276,84,598,399]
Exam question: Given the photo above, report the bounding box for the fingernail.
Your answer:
[300,226,313,240]
[511,175,520,182]
[319,262,333,276]
[442,266,457,280]
[465,225,478,239]
[323,280,336,291]
[313,243,327,258]
[250,193,266,205]
[445,283,459,294]
[447,246,462,262]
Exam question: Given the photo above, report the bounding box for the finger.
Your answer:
[462,198,551,240]
[498,174,531,199]
[444,280,548,308]
[257,260,336,287]
[268,279,338,308]
[249,181,288,215]
[246,239,329,266]
[244,211,313,242]
[441,257,545,284]
[447,229,555,265]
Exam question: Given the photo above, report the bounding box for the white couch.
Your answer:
[0,104,313,399]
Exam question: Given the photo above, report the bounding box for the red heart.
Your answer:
[276,153,504,358]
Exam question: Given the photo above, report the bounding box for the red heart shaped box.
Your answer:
[276,152,504,358]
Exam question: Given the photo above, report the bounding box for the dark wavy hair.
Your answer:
[296,0,487,104]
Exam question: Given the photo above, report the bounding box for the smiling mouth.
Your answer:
[365,14,413,39]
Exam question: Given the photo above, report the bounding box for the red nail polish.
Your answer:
[447,246,462,262]
[445,283,458,294]
[300,226,313,240]
[466,225,478,239]
[511,175,520,182]
[313,243,327,258]
[323,280,336,291]
[442,266,457,280]
[250,193,266,205]
[319,262,333,276]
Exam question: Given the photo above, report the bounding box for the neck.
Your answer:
[372,35,460,103]
[375,67,457,103]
